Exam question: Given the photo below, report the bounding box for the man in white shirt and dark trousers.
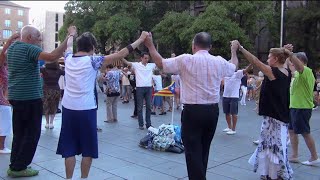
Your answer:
[122,53,156,129]
[144,32,239,180]
[222,64,252,135]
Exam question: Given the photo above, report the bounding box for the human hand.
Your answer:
[8,33,20,42]
[283,44,293,52]
[230,40,240,51]
[144,32,154,48]
[68,26,77,37]
[139,31,149,41]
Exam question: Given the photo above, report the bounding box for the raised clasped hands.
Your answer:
[68,26,77,37]
[283,44,293,53]
[230,40,240,51]
[8,33,20,43]
[139,31,149,41]
[143,32,153,48]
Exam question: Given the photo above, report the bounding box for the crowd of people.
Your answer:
[0,24,319,180]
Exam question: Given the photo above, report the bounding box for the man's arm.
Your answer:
[243,64,253,74]
[121,58,133,67]
[0,33,20,67]
[229,40,239,68]
[144,33,164,69]
[283,44,304,73]
[38,26,77,61]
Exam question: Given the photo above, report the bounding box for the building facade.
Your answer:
[0,1,29,46]
[42,11,64,52]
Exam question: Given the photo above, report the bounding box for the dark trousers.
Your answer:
[133,90,137,116]
[9,99,43,171]
[136,87,152,128]
[181,104,219,180]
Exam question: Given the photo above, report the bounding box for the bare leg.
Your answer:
[231,115,238,131]
[49,114,56,125]
[45,114,50,125]
[0,136,5,149]
[301,133,319,161]
[225,114,231,129]
[65,156,76,179]
[81,157,92,178]
[289,130,299,159]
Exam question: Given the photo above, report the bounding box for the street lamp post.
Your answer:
[280,0,285,47]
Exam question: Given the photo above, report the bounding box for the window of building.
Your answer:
[55,23,58,31]
[55,33,58,42]
[18,21,23,28]
[5,8,11,14]
[3,30,12,39]
[55,43,58,48]
[5,20,11,27]
[55,13,59,22]
[18,10,24,16]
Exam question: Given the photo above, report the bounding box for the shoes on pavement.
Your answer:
[288,157,300,163]
[0,147,11,154]
[7,167,39,177]
[49,124,54,129]
[131,115,138,119]
[138,126,144,130]
[45,124,49,129]
[223,128,231,132]
[104,120,114,123]
[159,112,166,115]
[151,112,156,115]
[226,130,236,135]
[301,158,320,166]
[96,127,102,132]
[253,140,260,145]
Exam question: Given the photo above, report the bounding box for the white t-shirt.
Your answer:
[131,62,156,87]
[152,75,163,91]
[62,53,104,110]
[223,70,244,98]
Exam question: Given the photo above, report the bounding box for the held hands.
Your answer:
[144,32,154,48]
[139,31,149,41]
[230,40,240,52]
[283,44,293,56]
[8,33,20,43]
[67,26,77,37]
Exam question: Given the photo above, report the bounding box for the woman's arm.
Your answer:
[0,33,20,67]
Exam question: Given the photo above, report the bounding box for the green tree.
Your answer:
[285,1,320,69]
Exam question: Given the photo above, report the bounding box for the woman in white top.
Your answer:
[56,27,149,180]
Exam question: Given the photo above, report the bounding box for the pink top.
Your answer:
[0,65,10,106]
[162,50,236,104]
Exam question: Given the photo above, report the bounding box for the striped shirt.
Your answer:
[7,41,43,100]
[162,50,236,104]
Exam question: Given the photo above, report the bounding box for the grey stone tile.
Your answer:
[108,164,176,180]
[4,169,64,180]
[292,170,320,180]
[294,164,320,176]
[149,161,188,178]
[35,158,80,173]
[91,154,134,171]
[56,166,119,180]
[208,164,260,180]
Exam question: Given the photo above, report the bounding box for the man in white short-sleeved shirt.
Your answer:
[144,32,239,180]
[222,65,252,135]
[122,53,156,129]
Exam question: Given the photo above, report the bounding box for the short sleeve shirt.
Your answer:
[223,70,244,98]
[290,67,315,109]
[7,41,43,100]
[131,62,156,87]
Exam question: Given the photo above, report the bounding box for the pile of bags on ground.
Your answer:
[139,124,184,154]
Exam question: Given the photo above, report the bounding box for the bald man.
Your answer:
[6,25,77,177]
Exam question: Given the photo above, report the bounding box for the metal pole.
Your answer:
[280,0,284,47]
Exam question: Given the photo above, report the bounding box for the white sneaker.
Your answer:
[0,147,11,154]
[253,140,260,145]
[226,130,236,135]
[223,128,231,132]
[45,124,49,129]
[49,124,54,129]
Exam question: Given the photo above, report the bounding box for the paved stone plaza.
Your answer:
[0,92,319,180]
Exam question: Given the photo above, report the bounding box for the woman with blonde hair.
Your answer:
[236,41,293,180]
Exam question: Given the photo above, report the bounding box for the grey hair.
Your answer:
[294,52,308,64]
[21,25,40,39]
